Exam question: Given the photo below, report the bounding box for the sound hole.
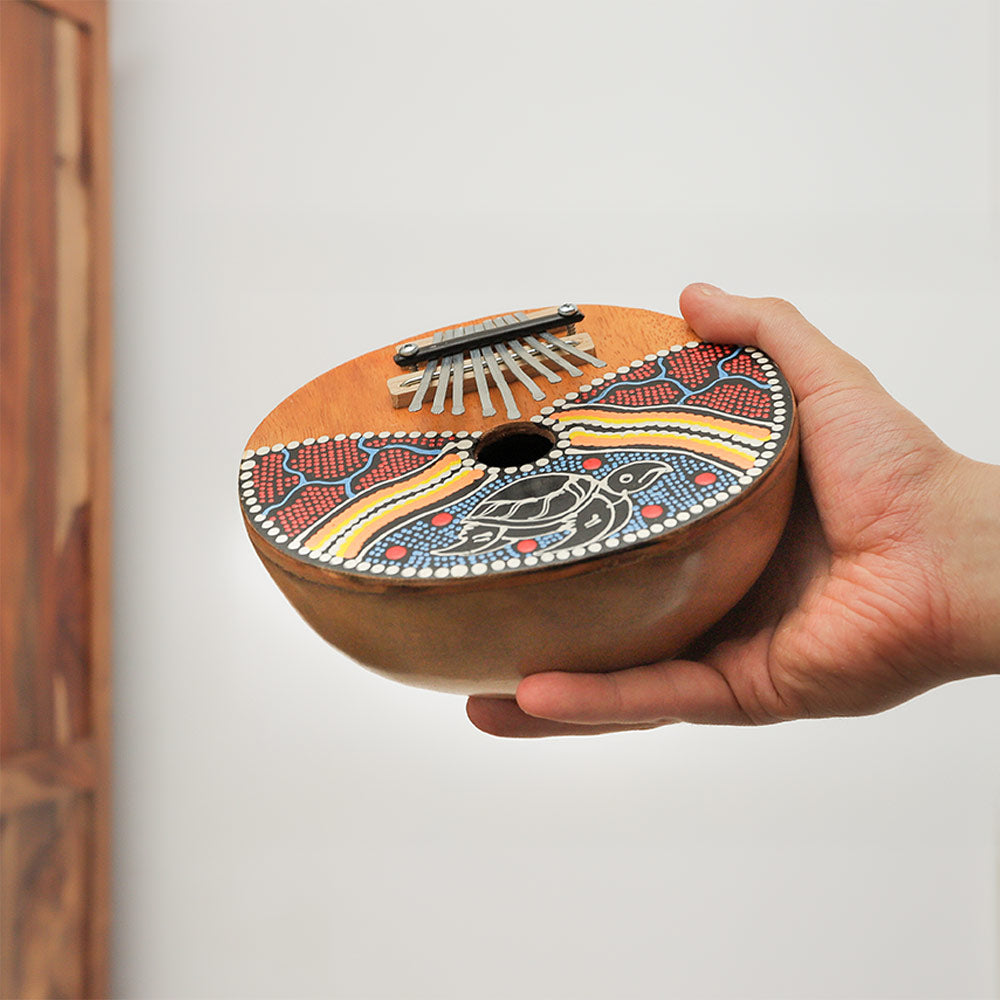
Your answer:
[474,422,556,468]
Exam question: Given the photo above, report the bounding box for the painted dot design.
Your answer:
[354,444,440,493]
[240,343,792,579]
[251,452,301,506]
[357,450,743,572]
[654,345,724,386]
[685,382,772,420]
[269,482,349,538]
[721,351,769,380]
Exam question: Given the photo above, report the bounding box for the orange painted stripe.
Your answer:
[567,428,757,469]
[336,465,485,559]
[567,407,773,442]
[304,453,464,551]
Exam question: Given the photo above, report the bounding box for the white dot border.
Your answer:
[239,344,792,580]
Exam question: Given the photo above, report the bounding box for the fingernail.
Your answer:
[694,282,725,296]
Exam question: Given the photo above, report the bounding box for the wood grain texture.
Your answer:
[1,740,98,814]
[81,3,113,990]
[0,796,91,1000]
[253,444,797,694]
[1,0,60,757]
[26,0,103,28]
[386,330,598,408]
[1,1,112,996]
[243,304,799,693]
[248,305,693,445]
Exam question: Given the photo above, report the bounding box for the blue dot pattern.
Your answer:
[362,451,740,571]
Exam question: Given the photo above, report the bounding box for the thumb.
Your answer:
[679,284,878,404]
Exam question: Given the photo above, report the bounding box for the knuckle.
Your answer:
[758,295,801,320]
[714,643,807,725]
[604,672,627,721]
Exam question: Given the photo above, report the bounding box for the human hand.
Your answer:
[467,285,1000,737]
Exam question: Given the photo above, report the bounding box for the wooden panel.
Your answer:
[53,12,95,747]
[1,0,60,758]
[1,740,98,813]
[1,796,91,999]
[1,1,111,997]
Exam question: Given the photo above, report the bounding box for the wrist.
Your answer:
[935,454,1000,678]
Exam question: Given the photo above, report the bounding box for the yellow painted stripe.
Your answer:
[304,453,463,551]
[567,408,773,442]
[567,428,757,469]
[336,466,485,559]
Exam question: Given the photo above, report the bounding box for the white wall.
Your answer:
[111,2,1000,997]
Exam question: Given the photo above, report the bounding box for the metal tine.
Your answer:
[480,318,520,419]
[504,316,561,383]
[408,327,444,412]
[468,324,496,418]
[523,334,583,377]
[492,338,546,400]
[508,339,561,382]
[494,313,547,397]
[513,309,603,372]
[450,326,466,415]
[431,325,461,414]
[538,331,606,368]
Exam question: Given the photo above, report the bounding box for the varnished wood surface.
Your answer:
[2,0,60,759]
[243,303,799,692]
[386,330,598,408]
[1,2,112,996]
[254,437,797,694]
[248,305,693,446]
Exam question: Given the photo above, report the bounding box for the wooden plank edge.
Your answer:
[0,738,98,812]
[80,5,112,996]
[24,0,103,29]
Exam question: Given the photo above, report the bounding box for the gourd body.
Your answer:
[240,305,798,694]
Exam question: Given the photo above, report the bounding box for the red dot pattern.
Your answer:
[595,382,684,407]
[664,343,729,386]
[686,383,772,420]
[354,445,440,492]
[721,352,769,381]
[290,440,365,479]
[568,345,771,411]
[573,359,661,403]
[251,453,300,505]
[249,436,448,540]
[269,483,348,536]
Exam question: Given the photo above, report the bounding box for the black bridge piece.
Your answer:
[393,307,585,368]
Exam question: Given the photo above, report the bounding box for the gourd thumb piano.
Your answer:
[238,302,798,695]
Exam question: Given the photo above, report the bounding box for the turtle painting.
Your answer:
[434,460,674,556]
